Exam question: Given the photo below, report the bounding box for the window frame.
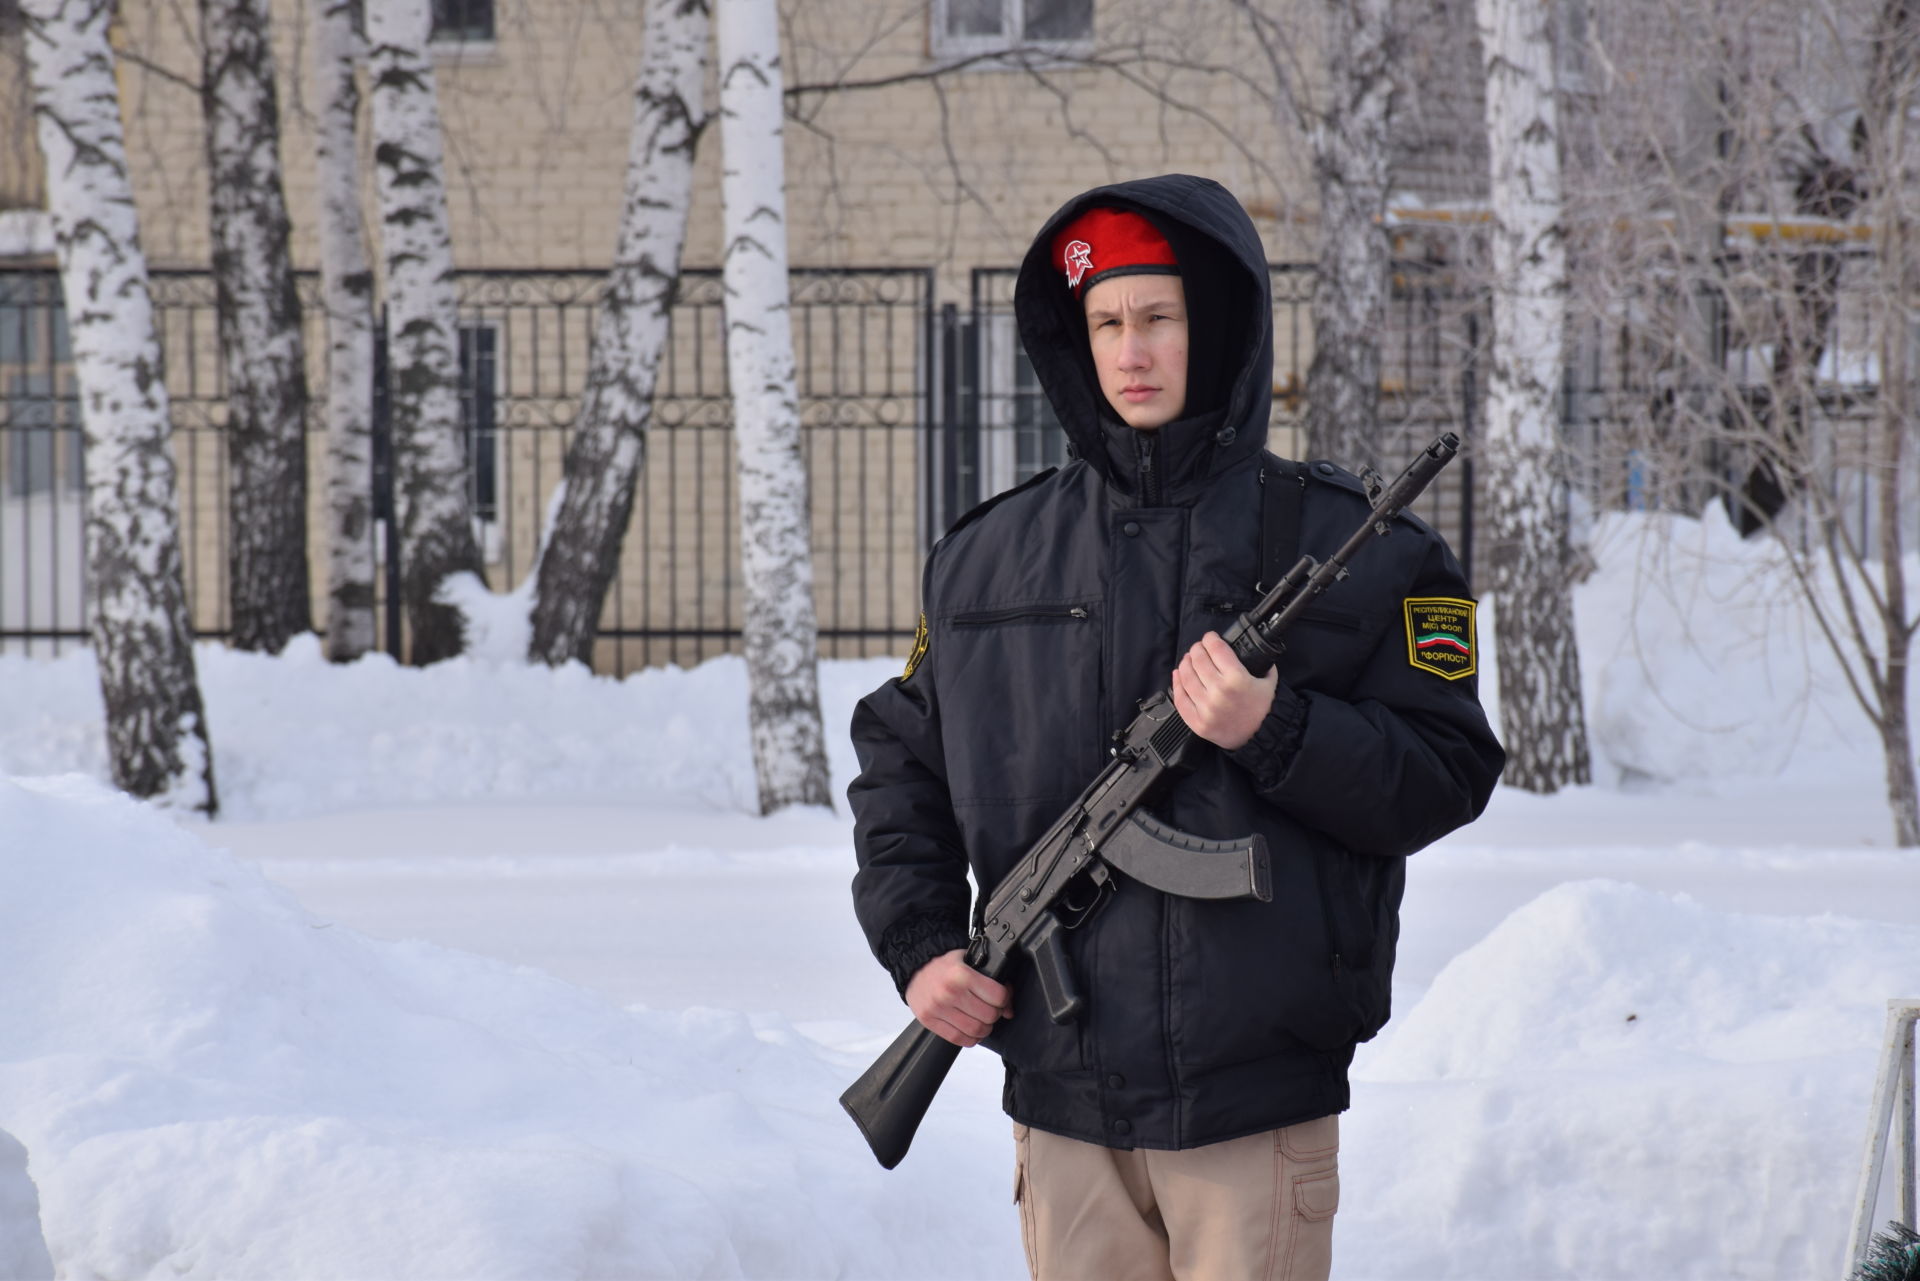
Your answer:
[930,0,1094,62]
[455,322,502,533]
[428,0,496,46]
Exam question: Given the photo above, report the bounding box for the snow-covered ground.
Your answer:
[0,507,1912,1280]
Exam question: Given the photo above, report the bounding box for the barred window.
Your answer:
[456,324,498,524]
[5,372,81,498]
[933,0,1093,58]
[370,323,498,531]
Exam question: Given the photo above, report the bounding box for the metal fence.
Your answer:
[0,261,1487,668]
[0,266,934,670]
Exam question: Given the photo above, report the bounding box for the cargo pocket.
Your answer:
[1292,1168,1339,1221]
[1276,1116,1339,1281]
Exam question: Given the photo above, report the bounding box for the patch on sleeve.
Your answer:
[902,612,930,682]
[1404,597,1476,680]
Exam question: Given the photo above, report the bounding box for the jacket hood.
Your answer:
[1014,173,1274,502]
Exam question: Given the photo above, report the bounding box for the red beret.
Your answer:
[1051,208,1179,297]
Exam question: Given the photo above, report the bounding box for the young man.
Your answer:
[848,175,1505,1281]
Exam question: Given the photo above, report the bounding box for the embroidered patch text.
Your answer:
[1404,597,1476,680]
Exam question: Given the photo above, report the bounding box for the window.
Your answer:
[979,313,1065,498]
[933,0,1093,58]
[369,322,500,545]
[456,324,498,525]
[0,300,69,366]
[430,0,494,43]
[1010,345,1067,484]
[5,372,81,499]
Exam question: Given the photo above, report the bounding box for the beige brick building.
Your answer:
[0,0,1499,670]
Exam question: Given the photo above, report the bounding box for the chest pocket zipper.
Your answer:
[951,605,1092,626]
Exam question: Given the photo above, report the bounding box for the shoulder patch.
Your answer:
[1405,597,1476,680]
[942,467,1059,541]
[902,612,929,682]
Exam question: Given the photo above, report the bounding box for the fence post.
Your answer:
[1845,998,1920,1278]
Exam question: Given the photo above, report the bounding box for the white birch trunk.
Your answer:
[717,0,830,813]
[312,0,378,662]
[1304,0,1397,471]
[1477,0,1591,793]
[21,0,217,814]
[528,0,709,666]
[201,0,311,653]
[367,0,483,665]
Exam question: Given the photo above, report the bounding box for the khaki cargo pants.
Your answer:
[1012,1114,1339,1281]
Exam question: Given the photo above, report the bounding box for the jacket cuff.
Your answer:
[878,910,972,997]
[1227,682,1310,792]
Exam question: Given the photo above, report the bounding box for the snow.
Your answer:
[1570,504,1875,785]
[0,509,1911,1279]
[0,210,53,259]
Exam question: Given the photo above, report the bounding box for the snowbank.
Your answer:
[0,508,1885,818]
[0,508,1906,1279]
[1570,506,1878,785]
[1341,880,1913,1279]
[0,637,900,821]
[1,778,1906,1278]
[0,773,1017,1279]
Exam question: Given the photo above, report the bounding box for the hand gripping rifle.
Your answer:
[841,432,1461,1169]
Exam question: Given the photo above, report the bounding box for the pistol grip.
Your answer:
[1026,912,1084,1024]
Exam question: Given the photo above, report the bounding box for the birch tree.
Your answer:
[1750,0,1920,843]
[21,0,217,814]
[1573,0,1920,841]
[718,0,831,813]
[527,0,709,666]
[1840,0,1920,844]
[1236,0,1402,471]
[367,0,483,665]
[201,0,311,652]
[1477,0,1591,792]
[311,0,377,662]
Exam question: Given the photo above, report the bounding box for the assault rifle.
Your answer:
[841,432,1461,1169]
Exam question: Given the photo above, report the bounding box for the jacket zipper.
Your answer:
[951,605,1091,626]
[1136,431,1160,507]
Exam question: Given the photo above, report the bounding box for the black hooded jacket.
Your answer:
[848,174,1505,1150]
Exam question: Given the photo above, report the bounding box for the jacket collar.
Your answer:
[1095,407,1232,508]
